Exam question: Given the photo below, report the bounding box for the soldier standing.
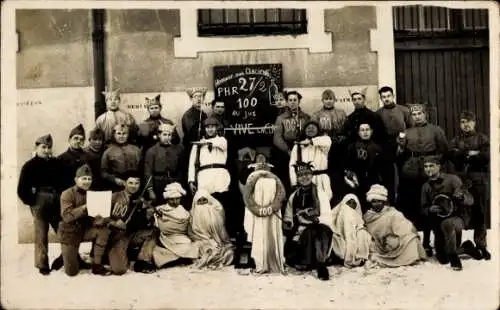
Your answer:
[17,134,63,275]
[101,124,142,192]
[95,87,139,146]
[397,104,450,256]
[58,124,87,191]
[210,99,230,137]
[272,90,311,193]
[83,128,106,191]
[450,111,491,260]
[137,94,180,154]
[181,87,208,152]
[144,123,185,206]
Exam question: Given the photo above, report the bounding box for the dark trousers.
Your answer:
[60,226,111,276]
[107,228,158,275]
[468,177,488,248]
[284,224,333,270]
[432,216,464,259]
[212,191,242,239]
[30,191,61,269]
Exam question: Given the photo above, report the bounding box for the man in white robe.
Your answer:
[289,121,332,201]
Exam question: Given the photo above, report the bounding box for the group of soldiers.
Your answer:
[17,84,490,279]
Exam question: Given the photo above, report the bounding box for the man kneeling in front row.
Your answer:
[106,172,158,274]
[58,165,111,276]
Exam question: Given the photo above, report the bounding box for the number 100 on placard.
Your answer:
[237,97,258,109]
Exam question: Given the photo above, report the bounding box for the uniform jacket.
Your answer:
[57,148,87,192]
[144,142,185,194]
[311,107,347,140]
[181,107,208,148]
[83,146,105,191]
[58,186,94,243]
[17,156,63,206]
[376,104,413,138]
[273,109,311,154]
[110,191,154,234]
[101,143,142,186]
[450,131,489,174]
[138,116,181,151]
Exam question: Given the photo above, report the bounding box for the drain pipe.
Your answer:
[92,9,106,119]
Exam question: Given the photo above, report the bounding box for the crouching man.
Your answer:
[107,172,158,274]
[421,156,476,271]
[58,165,111,276]
[283,162,333,281]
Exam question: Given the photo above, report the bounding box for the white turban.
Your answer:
[366,184,388,202]
[163,182,186,199]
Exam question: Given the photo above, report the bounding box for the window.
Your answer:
[462,9,488,30]
[393,6,489,32]
[393,6,450,32]
[197,9,308,37]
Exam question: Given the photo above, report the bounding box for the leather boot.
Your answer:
[449,255,462,271]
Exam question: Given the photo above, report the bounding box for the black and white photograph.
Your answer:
[1,1,499,309]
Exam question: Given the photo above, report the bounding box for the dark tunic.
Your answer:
[342,106,388,148]
[58,186,94,244]
[344,139,394,211]
[181,107,207,149]
[450,131,489,235]
[17,156,63,206]
[138,116,181,152]
[83,146,105,191]
[101,143,142,192]
[110,191,154,235]
[57,148,88,192]
[144,142,185,205]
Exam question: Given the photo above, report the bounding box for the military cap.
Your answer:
[293,161,314,176]
[203,117,221,127]
[89,128,105,140]
[75,164,93,178]
[35,134,53,147]
[69,124,85,139]
[460,111,476,121]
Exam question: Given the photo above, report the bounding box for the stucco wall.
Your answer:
[105,7,377,93]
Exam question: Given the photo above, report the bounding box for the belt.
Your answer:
[409,151,437,157]
[312,169,328,176]
[199,164,226,172]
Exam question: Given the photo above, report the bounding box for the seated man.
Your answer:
[58,164,111,276]
[363,184,427,268]
[106,172,158,274]
[283,162,333,281]
[421,155,477,271]
[153,183,199,268]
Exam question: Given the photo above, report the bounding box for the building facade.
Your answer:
[14,3,494,242]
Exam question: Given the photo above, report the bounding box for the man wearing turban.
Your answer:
[363,184,427,268]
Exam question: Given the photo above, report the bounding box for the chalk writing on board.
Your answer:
[213,64,283,147]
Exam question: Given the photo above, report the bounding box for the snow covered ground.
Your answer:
[1,230,499,310]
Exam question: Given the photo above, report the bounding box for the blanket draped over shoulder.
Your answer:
[363,206,427,267]
[329,194,371,267]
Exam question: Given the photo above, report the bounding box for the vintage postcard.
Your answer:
[1,0,499,309]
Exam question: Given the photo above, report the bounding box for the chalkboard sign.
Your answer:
[213,64,283,148]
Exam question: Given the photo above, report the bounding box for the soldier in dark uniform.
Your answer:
[144,123,185,206]
[450,111,491,260]
[17,134,64,275]
[83,128,106,191]
[58,124,87,191]
[181,87,208,152]
[137,94,180,154]
[397,104,450,256]
[343,89,388,148]
[106,172,158,274]
[272,90,311,194]
[343,122,393,213]
[421,156,476,271]
[101,124,142,192]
